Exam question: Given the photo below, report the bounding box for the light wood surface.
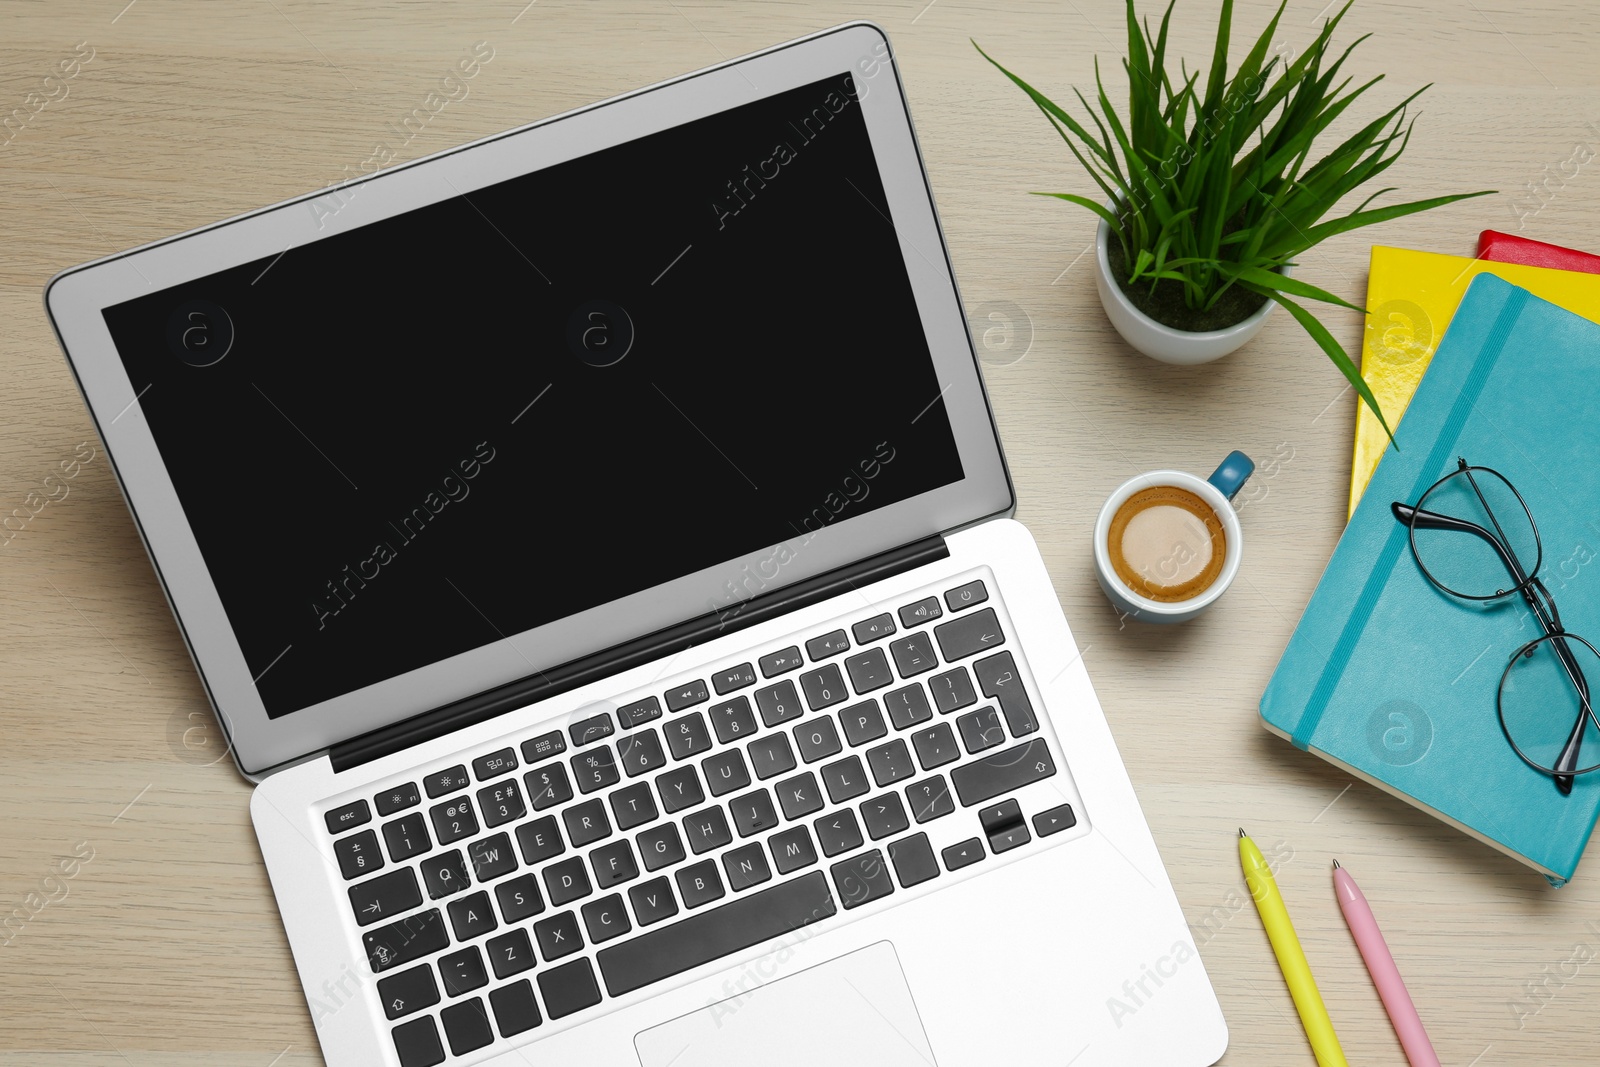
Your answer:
[4,1,1599,1063]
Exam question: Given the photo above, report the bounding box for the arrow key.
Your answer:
[1032,802,1078,837]
[942,837,985,871]
[377,962,439,1020]
[349,867,422,927]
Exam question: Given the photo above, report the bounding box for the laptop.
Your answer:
[45,22,1226,1067]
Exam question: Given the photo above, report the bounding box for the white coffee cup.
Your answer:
[1092,452,1252,624]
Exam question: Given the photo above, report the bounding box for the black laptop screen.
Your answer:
[100,72,965,718]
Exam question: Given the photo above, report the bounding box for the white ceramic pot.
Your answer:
[1093,213,1283,365]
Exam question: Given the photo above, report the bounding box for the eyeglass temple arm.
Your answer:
[1391,502,1534,586]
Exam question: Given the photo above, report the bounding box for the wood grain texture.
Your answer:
[2,1,1598,1063]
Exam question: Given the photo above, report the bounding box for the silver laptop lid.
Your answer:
[44,23,1011,776]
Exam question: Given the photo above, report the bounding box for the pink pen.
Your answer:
[1332,860,1440,1067]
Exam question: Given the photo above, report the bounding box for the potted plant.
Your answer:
[977,0,1491,435]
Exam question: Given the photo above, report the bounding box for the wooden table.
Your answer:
[4,1,1597,1063]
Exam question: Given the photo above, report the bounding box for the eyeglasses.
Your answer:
[1393,458,1600,795]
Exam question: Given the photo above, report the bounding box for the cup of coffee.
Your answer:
[1092,451,1254,624]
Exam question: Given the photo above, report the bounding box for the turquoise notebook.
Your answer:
[1261,274,1600,885]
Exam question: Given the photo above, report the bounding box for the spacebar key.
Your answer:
[597,872,835,997]
[950,739,1056,806]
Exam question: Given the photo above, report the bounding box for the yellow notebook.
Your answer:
[1349,247,1600,517]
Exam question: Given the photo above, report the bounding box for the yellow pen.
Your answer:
[1239,829,1348,1067]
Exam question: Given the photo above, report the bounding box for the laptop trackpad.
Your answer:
[634,941,935,1066]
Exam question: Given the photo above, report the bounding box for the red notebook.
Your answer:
[1478,229,1600,273]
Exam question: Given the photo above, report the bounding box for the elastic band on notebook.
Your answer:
[1290,285,1529,750]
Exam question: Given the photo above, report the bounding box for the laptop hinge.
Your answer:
[329,534,949,773]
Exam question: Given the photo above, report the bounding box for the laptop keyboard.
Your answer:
[322,575,1081,1067]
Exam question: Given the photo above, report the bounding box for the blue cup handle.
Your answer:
[1207,450,1254,502]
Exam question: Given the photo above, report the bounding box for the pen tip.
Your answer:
[1332,858,1340,869]
[1238,827,1246,838]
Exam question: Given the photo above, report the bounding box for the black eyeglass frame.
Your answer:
[1393,458,1600,793]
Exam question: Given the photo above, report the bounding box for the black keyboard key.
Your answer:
[928,667,978,714]
[391,1016,445,1067]
[630,876,679,926]
[472,747,518,781]
[582,893,633,943]
[759,645,803,677]
[794,716,843,763]
[957,706,1006,754]
[934,607,1004,662]
[979,799,1023,835]
[598,871,835,997]
[335,830,384,880]
[990,823,1031,853]
[617,728,668,776]
[905,776,955,823]
[533,910,583,961]
[805,629,850,660]
[420,850,470,900]
[350,867,422,926]
[564,798,612,848]
[831,850,893,910]
[974,650,1038,737]
[951,739,1058,806]
[1034,803,1078,837]
[775,772,825,820]
[799,663,848,710]
[448,891,498,941]
[428,797,478,845]
[852,613,896,644]
[365,908,449,972]
[571,745,620,794]
[665,678,709,711]
[713,662,756,694]
[844,648,895,693]
[821,755,871,804]
[440,997,493,1055]
[655,765,704,813]
[569,712,615,747]
[495,873,544,922]
[590,840,639,889]
[747,733,797,780]
[722,842,772,891]
[866,738,916,787]
[676,859,725,908]
[618,696,663,730]
[468,832,517,882]
[325,799,371,835]
[637,823,685,871]
[889,833,940,888]
[610,782,658,830]
[898,596,943,628]
[754,679,805,727]
[838,699,888,747]
[521,730,566,764]
[538,957,602,1019]
[769,824,819,874]
[683,806,733,854]
[476,778,526,828]
[883,685,934,731]
[375,781,421,817]
[943,838,985,871]
[702,749,750,797]
[945,579,988,612]
[889,632,939,678]
[861,793,910,840]
[378,963,439,1019]
[489,979,542,1038]
[425,765,470,799]
[728,788,779,837]
[814,809,864,857]
[708,696,758,744]
[524,763,573,810]
[383,813,432,862]
[911,722,960,770]
[515,815,564,865]
[544,856,592,907]
[665,712,713,760]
